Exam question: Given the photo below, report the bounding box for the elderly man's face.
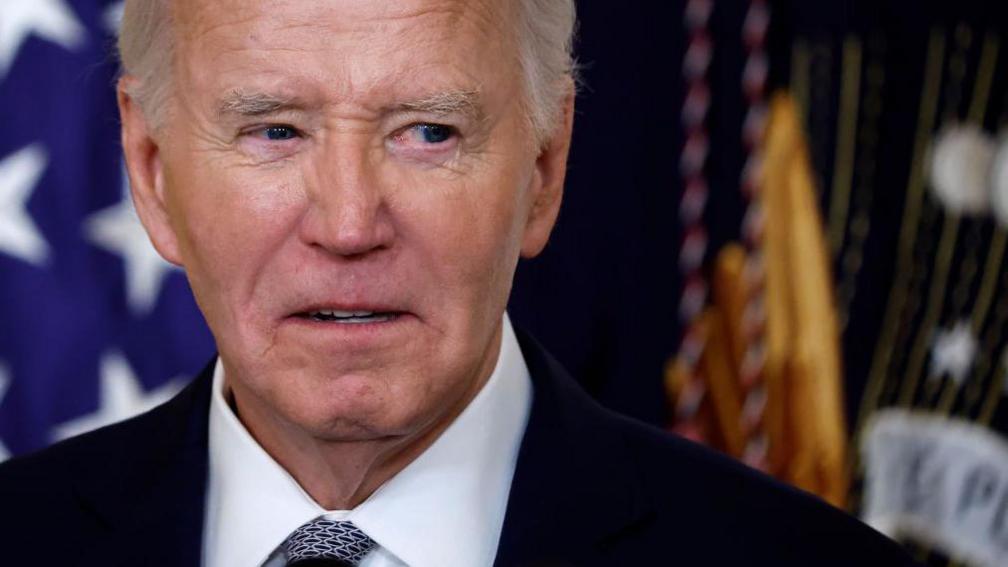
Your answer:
[122,0,569,443]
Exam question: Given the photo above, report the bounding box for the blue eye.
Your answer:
[264,126,297,141]
[415,124,453,144]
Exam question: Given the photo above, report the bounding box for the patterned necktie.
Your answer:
[282,519,377,566]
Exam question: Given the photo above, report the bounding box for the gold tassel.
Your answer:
[666,91,849,508]
[761,92,849,507]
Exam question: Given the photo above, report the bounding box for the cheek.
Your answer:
[164,162,305,317]
[396,168,530,307]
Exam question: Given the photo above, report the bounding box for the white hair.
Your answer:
[118,0,577,144]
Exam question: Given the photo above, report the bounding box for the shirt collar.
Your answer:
[205,315,532,567]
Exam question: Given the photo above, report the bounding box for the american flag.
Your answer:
[0,0,214,461]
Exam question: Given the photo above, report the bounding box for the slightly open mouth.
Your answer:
[296,310,400,324]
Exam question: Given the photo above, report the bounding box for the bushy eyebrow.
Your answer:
[214,88,486,122]
[394,90,484,121]
[216,90,304,118]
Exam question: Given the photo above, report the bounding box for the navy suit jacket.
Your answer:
[0,330,916,566]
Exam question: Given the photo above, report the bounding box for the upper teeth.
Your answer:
[312,310,375,318]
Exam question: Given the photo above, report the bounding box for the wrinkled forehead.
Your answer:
[168,0,519,107]
[171,0,515,66]
[174,0,509,34]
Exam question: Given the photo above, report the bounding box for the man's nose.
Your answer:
[299,141,395,258]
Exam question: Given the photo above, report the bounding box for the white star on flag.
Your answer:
[930,321,978,385]
[85,166,177,314]
[0,144,50,266]
[0,0,86,80]
[0,363,10,461]
[53,352,184,441]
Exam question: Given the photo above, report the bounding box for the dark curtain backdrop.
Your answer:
[512,0,1008,437]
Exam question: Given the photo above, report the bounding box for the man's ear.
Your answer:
[118,77,183,266]
[520,81,575,258]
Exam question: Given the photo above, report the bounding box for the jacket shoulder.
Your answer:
[0,365,212,527]
[603,412,917,564]
[0,395,171,511]
[0,409,164,557]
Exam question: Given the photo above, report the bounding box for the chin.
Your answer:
[308,419,397,444]
[287,380,420,440]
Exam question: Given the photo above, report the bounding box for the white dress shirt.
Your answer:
[202,316,532,567]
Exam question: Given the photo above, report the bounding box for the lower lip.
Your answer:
[279,312,416,348]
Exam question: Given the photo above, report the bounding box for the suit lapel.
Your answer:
[495,331,652,566]
[72,360,215,566]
